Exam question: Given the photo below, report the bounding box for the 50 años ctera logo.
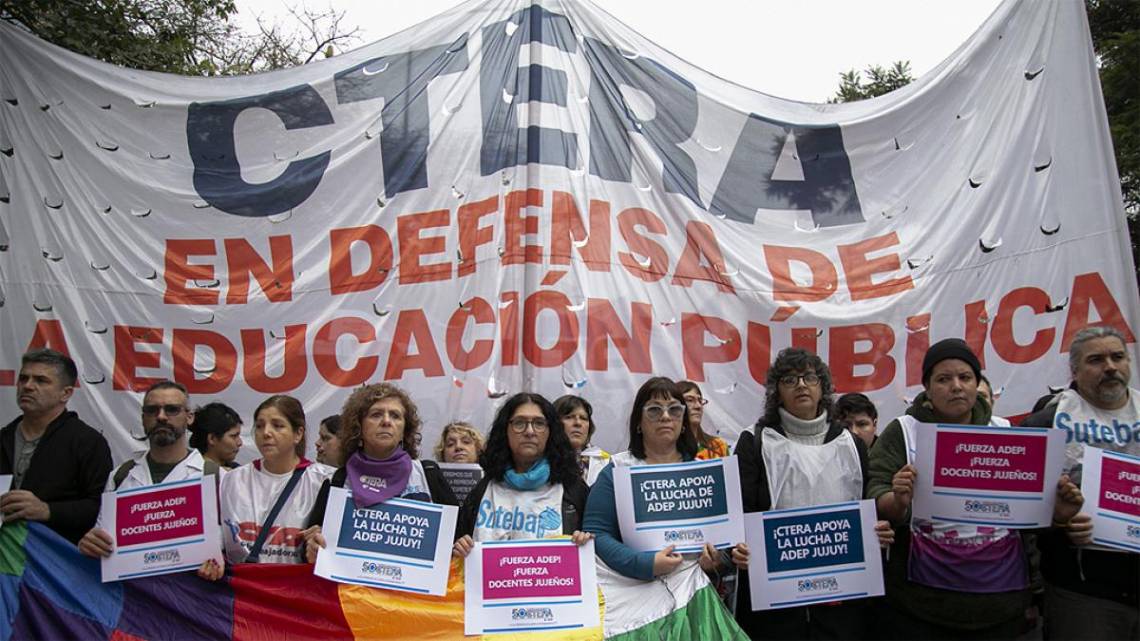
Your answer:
[797,577,840,593]
[663,529,705,543]
[360,561,403,581]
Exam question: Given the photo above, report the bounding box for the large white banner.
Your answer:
[0,0,1136,464]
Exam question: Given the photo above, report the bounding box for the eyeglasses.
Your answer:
[508,418,549,433]
[644,403,686,420]
[683,396,709,407]
[142,404,187,417]
[778,373,821,387]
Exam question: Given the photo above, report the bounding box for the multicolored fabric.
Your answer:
[694,438,730,461]
[0,522,603,640]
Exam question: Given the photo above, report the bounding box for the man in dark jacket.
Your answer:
[1020,325,1139,640]
[0,349,112,543]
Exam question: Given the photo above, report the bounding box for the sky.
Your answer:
[234,0,1005,103]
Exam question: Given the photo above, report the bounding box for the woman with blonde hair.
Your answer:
[433,420,485,464]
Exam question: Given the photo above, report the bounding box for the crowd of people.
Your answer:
[0,324,1135,640]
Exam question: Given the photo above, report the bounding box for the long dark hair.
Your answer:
[480,392,580,487]
[758,348,834,429]
[628,377,698,460]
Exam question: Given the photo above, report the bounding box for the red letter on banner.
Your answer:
[503,189,544,266]
[171,329,236,394]
[523,291,579,367]
[447,298,495,371]
[837,232,913,301]
[992,287,1054,364]
[550,192,611,271]
[398,210,451,284]
[313,318,377,386]
[386,309,445,379]
[681,314,741,381]
[586,299,652,373]
[328,225,393,295]
[225,236,293,304]
[457,196,498,277]
[164,239,218,305]
[618,208,669,282]
[241,325,308,393]
[672,221,735,293]
[113,326,164,391]
[1061,272,1138,351]
[764,245,837,302]
[830,323,896,391]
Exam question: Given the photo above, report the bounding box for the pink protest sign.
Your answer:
[912,423,1065,528]
[114,482,205,547]
[1097,456,1140,517]
[481,544,581,601]
[932,430,1048,492]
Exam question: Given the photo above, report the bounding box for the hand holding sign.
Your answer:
[1053,474,1084,524]
[1065,512,1094,546]
[78,527,114,558]
[653,545,683,576]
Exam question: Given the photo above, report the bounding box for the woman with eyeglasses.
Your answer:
[303,384,458,562]
[677,381,729,460]
[734,348,892,639]
[583,377,749,638]
[198,395,333,577]
[553,395,611,485]
[452,393,591,556]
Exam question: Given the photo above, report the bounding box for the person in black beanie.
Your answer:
[864,338,1082,640]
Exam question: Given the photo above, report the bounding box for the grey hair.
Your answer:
[1069,326,1128,373]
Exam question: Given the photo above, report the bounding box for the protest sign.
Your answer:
[613,457,744,553]
[314,486,457,596]
[746,500,883,610]
[1081,448,1140,552]
[100,477,221,582]
[912,424,1064,527]
[437,463,483,506]
[464,538,598,635]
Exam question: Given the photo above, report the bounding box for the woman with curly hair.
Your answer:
[553,394,610,485]
[432,420,485,464]
[734,348,892,639]
[304,383,457,559]
[452,393,591,555]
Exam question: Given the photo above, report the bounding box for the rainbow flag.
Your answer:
[0,522,603,641]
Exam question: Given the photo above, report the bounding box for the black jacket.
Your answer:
[306,460,458,529]
[0,410,113,543]
[456,475,589,540]
[1020,390,1140,606]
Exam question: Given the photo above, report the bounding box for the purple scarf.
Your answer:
[345,448,412,508]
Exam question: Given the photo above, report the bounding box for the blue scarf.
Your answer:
[504,458,550,491]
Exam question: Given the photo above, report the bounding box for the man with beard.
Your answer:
[1021,325,1139,639]
[1,349,112,543]
[78,380,218,558]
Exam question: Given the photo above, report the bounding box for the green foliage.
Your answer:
[1087,0,1140,214]
[0,0,359,76]
[830,61,914,103]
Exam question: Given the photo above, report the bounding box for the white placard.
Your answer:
[314,486,457,596]
[912,423,1065,527]
[101,477,222,582]
[464,538,599,635]
[746,500,884,610]
[1080,447,1140,552]
[613,456,745,553]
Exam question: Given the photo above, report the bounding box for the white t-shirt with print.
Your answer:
[219,461,332,564]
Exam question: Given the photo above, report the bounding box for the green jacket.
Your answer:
[867,393,1029,630]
